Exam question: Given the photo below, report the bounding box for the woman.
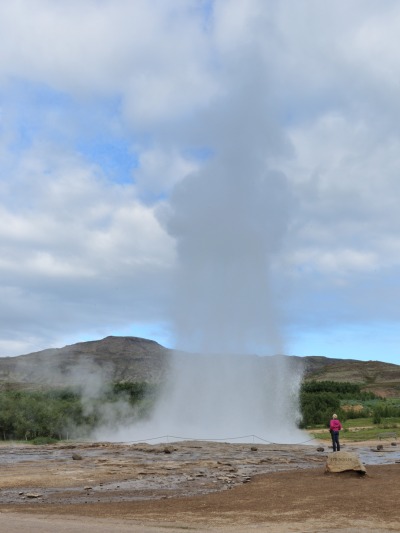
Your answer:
[329,413,343,452]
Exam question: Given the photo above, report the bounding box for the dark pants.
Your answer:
[331,430,340,451]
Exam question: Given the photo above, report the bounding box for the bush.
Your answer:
[299,381,378,428]
[0,382,158,441]
[31,436,59,445]
[372,402,400,424]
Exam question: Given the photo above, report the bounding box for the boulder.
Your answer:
[72,453,83,460]
[325,451,366,474]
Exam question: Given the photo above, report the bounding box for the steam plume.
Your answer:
[96,150,306,443]
[97,52,306,443]
[167,161,290,355]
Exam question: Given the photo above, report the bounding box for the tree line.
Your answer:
[0,380,399,441]
[0,382,157,442]
[299,380,400,427]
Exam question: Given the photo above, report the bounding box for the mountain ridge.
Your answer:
[0,336,398,396]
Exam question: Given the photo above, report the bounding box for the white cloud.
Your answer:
[0,140,175,354]
[0,1,219,125]
[0,0,400,361]
[133,147,199,199]
[349,5,400,87]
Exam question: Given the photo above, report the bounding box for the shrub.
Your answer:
[299,381,378,428]
[31,436,59,445]
[0,382,158,441]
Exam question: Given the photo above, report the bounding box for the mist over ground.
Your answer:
[95,353,306,444]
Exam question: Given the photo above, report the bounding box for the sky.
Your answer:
[0,0,400,364]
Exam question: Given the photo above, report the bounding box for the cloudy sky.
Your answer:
[1,0,399,364]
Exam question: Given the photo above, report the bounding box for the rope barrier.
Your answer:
[123,433,319,446]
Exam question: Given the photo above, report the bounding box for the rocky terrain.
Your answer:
[0,338,399,532]
[0,336,398,396]
[0,439,399,532]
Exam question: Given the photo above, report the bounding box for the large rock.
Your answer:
[325,451,366,474]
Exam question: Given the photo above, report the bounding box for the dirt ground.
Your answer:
[0,438,399,532]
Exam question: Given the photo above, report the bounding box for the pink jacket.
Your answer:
[330,419,342,432]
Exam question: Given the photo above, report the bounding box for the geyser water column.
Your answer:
[145,152,306,443]
[101,49,306,444]
[167,157,290,357]
[146,351,304,443]
[94,152,306,444]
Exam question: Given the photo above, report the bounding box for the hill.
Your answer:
[0,336,398,396]
[0,336,170,390]
[300,355,400,397]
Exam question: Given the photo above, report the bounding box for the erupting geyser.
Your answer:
[96,154,306,443]
[97,63,307,444]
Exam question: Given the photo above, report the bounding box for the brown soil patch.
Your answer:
[0,440,399,532]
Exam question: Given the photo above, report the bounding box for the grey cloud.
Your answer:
[1,0,400,362]
[0,145,174,355]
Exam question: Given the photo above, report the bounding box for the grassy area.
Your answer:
[344,417,374,428]
[309,417,400,442]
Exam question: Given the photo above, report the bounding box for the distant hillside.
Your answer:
[0,336,170,390]
[300,356,400,397]
[0,336,399,397]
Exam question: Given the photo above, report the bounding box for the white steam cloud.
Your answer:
[96,25,306,444]
[96,116,306,444]
[96,159,306,443]
[166,163,291,355]
[99,353,304,444]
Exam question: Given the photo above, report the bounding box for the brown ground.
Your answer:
[0,438,399,532]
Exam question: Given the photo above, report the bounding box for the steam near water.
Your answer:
[109,353,304,444]
[96,155,306,444]
[96,59,306,444]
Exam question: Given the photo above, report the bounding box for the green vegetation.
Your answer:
[310,416,400,442]
[371,402,400,424]
[301,380,400,440]
[0,382,158,442]
[2,377,399,443]
[300,380,400,426]
[299,380,377,428]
